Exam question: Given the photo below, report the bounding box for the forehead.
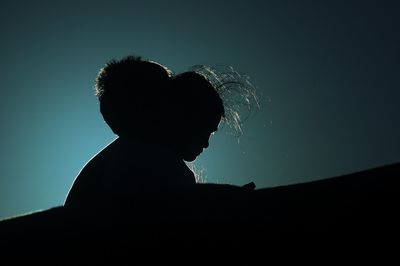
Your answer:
[194,108,222,132]
[210,115,222,132]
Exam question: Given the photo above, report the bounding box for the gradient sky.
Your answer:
[1,0,399,219]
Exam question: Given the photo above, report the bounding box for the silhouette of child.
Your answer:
[64,56,256,209]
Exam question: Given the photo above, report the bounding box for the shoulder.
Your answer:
[64,139,119,206]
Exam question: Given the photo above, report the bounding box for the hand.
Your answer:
[242,182,256,190]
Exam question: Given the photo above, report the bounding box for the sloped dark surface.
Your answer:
[1,162,399,263]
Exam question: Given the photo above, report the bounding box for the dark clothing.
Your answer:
[64,137,196,208]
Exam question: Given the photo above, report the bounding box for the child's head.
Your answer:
[95,56,226,161]
[95,56,173,135]
[166,71,225,161]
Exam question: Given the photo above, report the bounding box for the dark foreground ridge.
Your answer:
[1,162,399,263]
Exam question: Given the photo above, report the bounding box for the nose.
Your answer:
[203,140,209,149]
[203,134,210,149]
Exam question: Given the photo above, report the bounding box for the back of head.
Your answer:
[95,56,172,135]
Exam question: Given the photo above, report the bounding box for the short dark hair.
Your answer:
[95,56,172,135]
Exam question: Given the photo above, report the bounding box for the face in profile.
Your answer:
[176,112,221,162]
[167,72,224,162]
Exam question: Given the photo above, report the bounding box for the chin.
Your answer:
[183,155,197,162]
[182,151,201,162]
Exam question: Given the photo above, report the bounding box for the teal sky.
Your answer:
[1,0,399,219]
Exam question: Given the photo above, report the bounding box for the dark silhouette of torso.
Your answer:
[64,137,196,207]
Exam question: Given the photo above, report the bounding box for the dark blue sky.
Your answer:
[1,0,399,219]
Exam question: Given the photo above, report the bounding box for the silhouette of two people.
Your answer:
[64,56,247,211]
